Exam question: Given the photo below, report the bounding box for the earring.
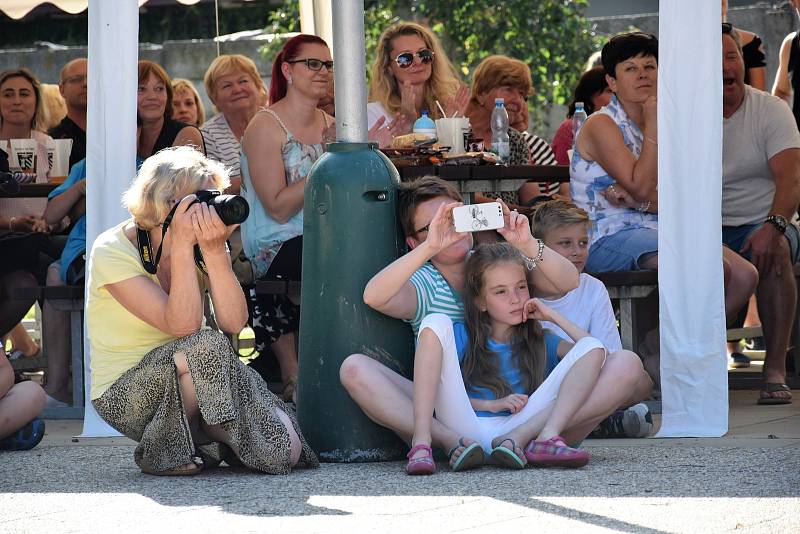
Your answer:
[287,77,293,85]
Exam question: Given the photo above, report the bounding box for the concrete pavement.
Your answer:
[1,390,799,533]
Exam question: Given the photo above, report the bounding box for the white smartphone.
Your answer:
[453,202,504,233]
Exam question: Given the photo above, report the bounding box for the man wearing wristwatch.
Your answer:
[722,24,800,405]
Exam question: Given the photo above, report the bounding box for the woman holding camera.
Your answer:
[240,34,334,402]
[86,146,318,476]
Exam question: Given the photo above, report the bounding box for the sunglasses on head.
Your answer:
[287,58,334,72]
[394,49,435,69]
[722,22,733,34]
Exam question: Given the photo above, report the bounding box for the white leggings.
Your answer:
[419,313,605,453]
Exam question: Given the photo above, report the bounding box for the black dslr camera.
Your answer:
[191,189,250,225]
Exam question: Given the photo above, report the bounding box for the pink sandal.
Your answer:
[406,443,436,475]
[525,435,589,468]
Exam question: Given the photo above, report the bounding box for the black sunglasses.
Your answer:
[287,58,334,72]
[394,49,435,69]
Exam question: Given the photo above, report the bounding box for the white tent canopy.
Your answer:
[39,0,725,437]
[0,0,200,20]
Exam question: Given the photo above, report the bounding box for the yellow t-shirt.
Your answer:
[86,222,177,399]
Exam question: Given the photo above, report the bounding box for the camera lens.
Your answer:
[211,194,249,225]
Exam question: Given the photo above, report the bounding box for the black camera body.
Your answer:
[192,189,249,225]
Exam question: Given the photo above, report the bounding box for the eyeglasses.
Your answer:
[286,58,334,72]
[722,22,733,34]
[394,49,434,69]
[65,74,87,85]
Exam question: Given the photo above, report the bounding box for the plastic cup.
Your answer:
[435,118,469,154]
[47,139,73,183]
[9,138,37,174]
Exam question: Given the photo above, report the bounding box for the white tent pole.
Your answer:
[80,0,139,437]
[656,0,728,437]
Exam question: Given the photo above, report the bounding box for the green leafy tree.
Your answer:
[262,0,602,129]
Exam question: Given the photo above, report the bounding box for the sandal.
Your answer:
[757,383,792,405]
[447,438,485,472]
[525,435,589,468]
[141,459,203,477]
[283,375,298,404]
[490,438,526,470]
[406,443,436,475]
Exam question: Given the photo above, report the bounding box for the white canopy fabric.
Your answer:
[656,0,728,436]
[80,0,140,437]
[1,0,200,20]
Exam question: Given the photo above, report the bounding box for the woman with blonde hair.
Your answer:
[86,146,318,476]
[171,78,205,128]
[201,54,265,193]
[39,84,67,132]
[368,21,468,134]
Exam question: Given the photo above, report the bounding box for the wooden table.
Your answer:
[0,182,58,198]
[397,164,569,201]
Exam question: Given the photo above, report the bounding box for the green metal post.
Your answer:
[297,142,413,461]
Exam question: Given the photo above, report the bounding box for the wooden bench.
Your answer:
[592,265,800,388]
[591,270,658,352]
[11,285,85,419]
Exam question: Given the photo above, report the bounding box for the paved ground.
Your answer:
[2,390,799,533]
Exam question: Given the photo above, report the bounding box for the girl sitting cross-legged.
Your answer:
[406,242,638,474]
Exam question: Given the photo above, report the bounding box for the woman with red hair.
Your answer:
[240,34,333,402]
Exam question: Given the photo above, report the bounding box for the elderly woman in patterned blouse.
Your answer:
[464,56,559,211]
[571,32,756,322]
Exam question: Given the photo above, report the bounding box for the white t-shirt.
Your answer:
[722,85,800,226]
[539,273,622,352]
[367,101,393,129]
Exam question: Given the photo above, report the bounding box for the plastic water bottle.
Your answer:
[490,98,510,164]
[572,101,588,137]
[412,110,437,141]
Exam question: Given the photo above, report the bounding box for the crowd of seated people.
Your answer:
[2,12,797,472]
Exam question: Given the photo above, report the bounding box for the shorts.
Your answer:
[722,222,800,264]
[586,227,659,272]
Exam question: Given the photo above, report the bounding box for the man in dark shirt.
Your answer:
[48,58,87,171]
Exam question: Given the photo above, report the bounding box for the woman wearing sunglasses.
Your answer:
[368,22,468,135]
[240,34,334,403]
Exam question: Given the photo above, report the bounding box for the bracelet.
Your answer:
[645,136,658,146]
[638,200,651,213]
[521,238,546,270]
[8,217,16,231]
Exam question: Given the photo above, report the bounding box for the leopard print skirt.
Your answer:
[92,329,318,474]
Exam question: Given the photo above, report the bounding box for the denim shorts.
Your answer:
[586,227,659,272]
[722,222,800,264]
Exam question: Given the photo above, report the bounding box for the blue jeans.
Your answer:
[586,227,658,272]
[722,222,800,264]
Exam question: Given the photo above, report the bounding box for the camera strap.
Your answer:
[136,201,209,275]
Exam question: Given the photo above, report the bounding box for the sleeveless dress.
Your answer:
[240,108,328,353]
